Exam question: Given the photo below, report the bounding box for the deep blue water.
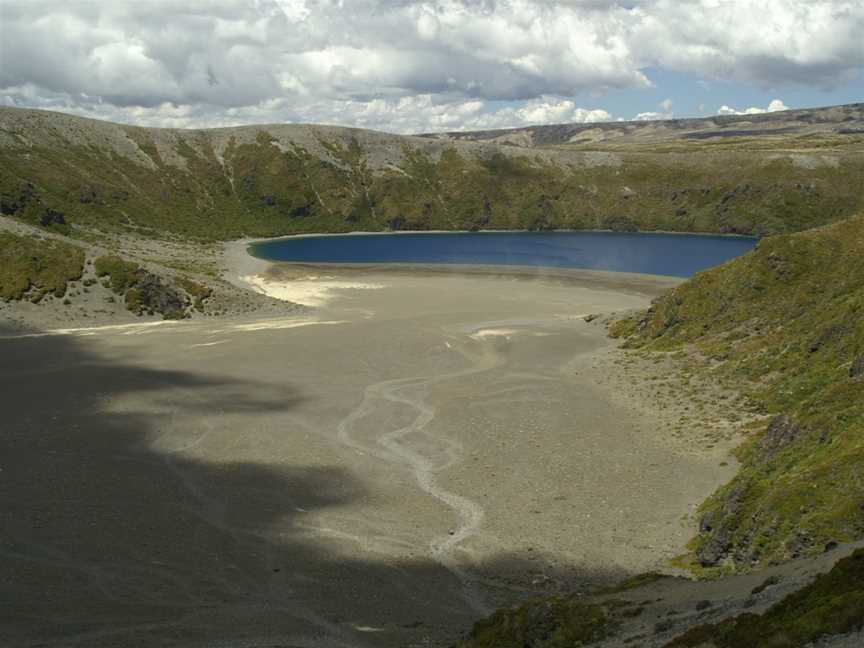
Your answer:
[250,231,758,278]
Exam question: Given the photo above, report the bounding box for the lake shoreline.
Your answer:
[241,229,758,280]
[222,236,684,308]
[238,227,760,248]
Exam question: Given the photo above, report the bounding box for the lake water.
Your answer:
[250,231,757,278]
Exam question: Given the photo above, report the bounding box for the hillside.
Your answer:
[0,219,294,329]
[1,105,863,244]
[610,214,864,573]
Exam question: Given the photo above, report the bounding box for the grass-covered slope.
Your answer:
[611,214,864,571]
[2,107,863,242]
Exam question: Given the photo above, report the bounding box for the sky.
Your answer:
[0,0,862,134]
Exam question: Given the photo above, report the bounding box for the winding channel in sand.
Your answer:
[336,335,504,613]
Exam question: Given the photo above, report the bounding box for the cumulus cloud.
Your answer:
[0,1,860,132]
[0,86,611,133]
[629,1,864,88]
[465,98,612,131]
[633,98,674,121]
[717,98,790,115]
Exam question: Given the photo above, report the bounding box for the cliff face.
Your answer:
[1,105,863,242]
[612,214,864,571]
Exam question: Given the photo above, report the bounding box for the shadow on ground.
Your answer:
[0,324,625,648]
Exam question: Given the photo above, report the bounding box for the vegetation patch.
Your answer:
[456,596,629,648]
[0,231,84,300]
[93,255,141,292]
[174,277,212,312]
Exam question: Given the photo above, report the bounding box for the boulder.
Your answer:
[850,355,864,378]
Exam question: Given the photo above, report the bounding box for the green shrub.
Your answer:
[0,231,84,300]
[175,277,212,312]
[123,287,143,314]
[93,255,141,293]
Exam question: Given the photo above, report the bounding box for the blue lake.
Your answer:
[250,231,758,278]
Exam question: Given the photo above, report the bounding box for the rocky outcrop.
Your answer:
[125,272,187,319]
[758,415,803,459]
[696,484,746,567]
[127,272,188,319]
[94,255,192,319]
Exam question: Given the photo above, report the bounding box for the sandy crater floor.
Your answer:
[1,264,739,648]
